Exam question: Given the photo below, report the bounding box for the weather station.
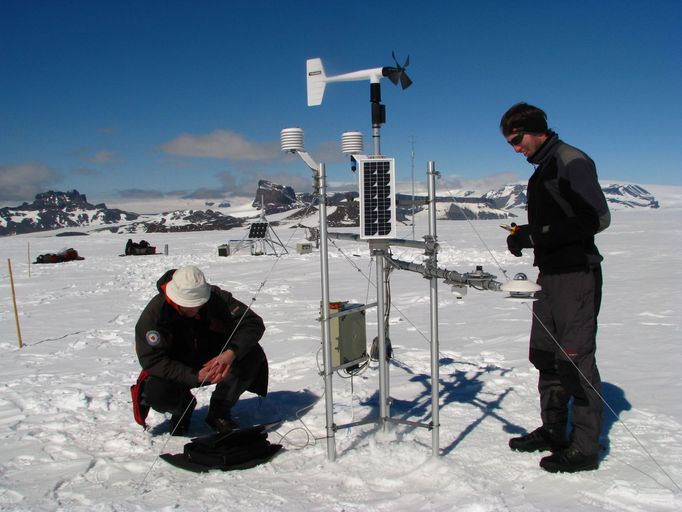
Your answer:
[282,55,539,461]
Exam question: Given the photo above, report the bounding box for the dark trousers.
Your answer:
[141,367,259,419]
[529,267,603,455]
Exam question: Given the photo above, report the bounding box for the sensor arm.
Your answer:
[307,57,402,106]
[388,256,503,291]
[325,67,385,84]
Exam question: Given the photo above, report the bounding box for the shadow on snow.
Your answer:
[340,356,630,457]
[150,388,320,437]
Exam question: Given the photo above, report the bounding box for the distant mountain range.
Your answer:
[0,181,660,236]
[0,190,139,236]
[601,184,660,208]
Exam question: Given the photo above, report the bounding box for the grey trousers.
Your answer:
[142,371,254,418]
[529,267,603,455]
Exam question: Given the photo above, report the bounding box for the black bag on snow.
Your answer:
[160,423,282,473]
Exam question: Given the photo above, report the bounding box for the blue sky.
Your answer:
[1,0,680,207]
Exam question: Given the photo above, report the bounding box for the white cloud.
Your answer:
[87,150,116,164]
[0,163,61,203]
[216,170,313,196]
[159,129,281,161]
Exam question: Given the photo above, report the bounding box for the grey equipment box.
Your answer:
[218,244,230,257]
[325,302,368,370]
[296,242,313,254]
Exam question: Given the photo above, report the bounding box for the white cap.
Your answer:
[166,266,211,307]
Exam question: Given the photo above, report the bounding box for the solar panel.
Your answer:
[357,157,396,239]
[248,222,269,239]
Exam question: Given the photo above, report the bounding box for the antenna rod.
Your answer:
[427,161,440,456]
[410,136,416,240]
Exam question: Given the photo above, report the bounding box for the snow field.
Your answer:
[0,206,681,511]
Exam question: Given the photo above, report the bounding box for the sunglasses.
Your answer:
[507,132,525,146]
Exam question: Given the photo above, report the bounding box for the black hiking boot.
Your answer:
[169,398,196,436]
[509,426,569,453]
[206,412,239,434]
[539,445,599,473]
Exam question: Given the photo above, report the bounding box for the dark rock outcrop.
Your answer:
[0,190,138,236]
[104,209,245,234]
[252,180,298,214]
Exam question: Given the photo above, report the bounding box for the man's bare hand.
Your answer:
[198,349,236,384]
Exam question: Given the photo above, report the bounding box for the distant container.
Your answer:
[218,244,230,257]
[296,242,313,255]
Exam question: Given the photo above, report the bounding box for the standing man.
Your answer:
[133,265,268,436]
[500,103,610,473]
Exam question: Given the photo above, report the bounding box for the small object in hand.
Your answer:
[500,223,519,234]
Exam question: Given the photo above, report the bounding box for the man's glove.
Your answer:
[506,223,535,257]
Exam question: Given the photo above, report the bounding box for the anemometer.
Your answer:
[306,52,411,156]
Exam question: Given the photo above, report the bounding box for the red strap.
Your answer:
[130,369,151,429]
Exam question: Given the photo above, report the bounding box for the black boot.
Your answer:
[539,445,599,473]
[169,397,196,436]
[206,395,240,433]
[205,411,239,433]
[509,426,569,453]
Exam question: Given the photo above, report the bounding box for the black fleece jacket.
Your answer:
[135,270,267,393]
[525,132,611,273]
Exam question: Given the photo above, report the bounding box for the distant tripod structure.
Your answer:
[230,199,289,256]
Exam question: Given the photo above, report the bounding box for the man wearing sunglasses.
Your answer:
[500,103,611,473]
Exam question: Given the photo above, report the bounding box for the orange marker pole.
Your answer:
[8,259,24,349]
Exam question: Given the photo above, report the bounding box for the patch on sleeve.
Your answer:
[145,330,161,347]
[230,306,241,317]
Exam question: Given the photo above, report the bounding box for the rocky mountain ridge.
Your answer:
[601,184,659,208]
[0,181,660,236]
[0,190,138,236]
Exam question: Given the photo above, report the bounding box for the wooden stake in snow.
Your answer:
[8,258,23,349]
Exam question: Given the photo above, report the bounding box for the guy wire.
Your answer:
[328,238,431,346]
[326,236,450,364]
[439,184,511,281]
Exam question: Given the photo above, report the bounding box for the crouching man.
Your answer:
[133,265,268,436]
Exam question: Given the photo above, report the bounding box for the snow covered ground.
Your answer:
[1,186,681,511]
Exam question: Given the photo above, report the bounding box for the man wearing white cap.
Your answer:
[133,265,268,436]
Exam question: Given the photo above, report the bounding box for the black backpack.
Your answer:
[160,423,282,473]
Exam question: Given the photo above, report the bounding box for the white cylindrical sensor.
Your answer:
[281,127,305,152]
[341,131,364,154]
